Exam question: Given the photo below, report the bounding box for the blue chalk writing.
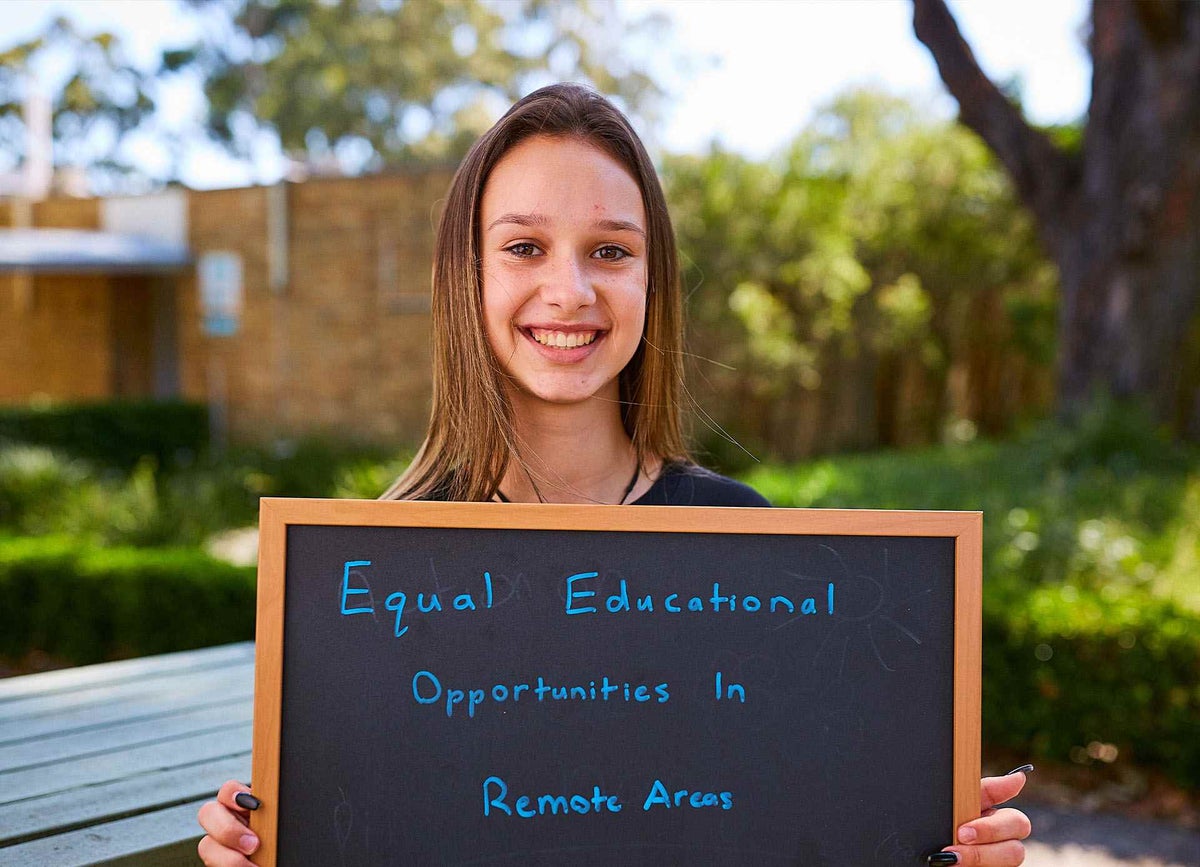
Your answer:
[384,591,408,637]
[557,576,838,619]
[347,570,494,639]
[565,572,599,615]
[410,670,672,718]
[642,780,733,811]
[340,560,373,615]
[715,671,746,703]
[483,777,511,817]
[412,670,440,704]
[606,580,630,612]
[483,776,622,818]
[770,595,795,613]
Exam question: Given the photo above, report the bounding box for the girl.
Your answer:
[198,83,1032,866]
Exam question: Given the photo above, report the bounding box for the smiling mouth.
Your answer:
[524,327,603,349]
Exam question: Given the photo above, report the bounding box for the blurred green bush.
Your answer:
[984,583,1200,790]
[0,401,209,472]
[0,535,255,664]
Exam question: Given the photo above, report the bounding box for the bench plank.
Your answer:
[0,699,252,772]
[0,753,250,846]
[0,643,254,704]
[1,723,253,803]
[0,644,259,865]
[0,798,213,867]
[0,661,255,723]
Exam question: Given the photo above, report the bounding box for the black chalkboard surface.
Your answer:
[250,500,981,867]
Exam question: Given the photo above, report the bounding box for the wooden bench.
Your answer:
[0,643,254,866]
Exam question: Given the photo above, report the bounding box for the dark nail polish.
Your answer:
[235,792,261,810]
[927,854,960,865]
[1005,763,1035,776]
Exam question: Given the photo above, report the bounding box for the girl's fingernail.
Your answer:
[239,833,259,854]
[957,825,977,843]
[928,853,959,865]
[1005,763,1035,776]
[235,792,261,810]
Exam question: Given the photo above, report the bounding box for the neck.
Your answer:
[499,384,644,504]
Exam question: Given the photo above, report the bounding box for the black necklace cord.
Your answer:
[494,460,640,505]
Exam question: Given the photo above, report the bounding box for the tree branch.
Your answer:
[912,0,1080,253]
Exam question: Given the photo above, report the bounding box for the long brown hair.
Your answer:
[383,83,689,502]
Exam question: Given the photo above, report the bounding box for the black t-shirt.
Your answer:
[630,462,770,507]
[415,463,770,506]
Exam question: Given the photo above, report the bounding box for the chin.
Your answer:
[511,378,616,408]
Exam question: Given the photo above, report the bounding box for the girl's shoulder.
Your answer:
[632,461,770,508]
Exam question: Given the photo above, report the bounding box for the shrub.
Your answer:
[0,401,208,472]
[0,535,256,666]
[0,445,89,531]
[983,583,1200,789]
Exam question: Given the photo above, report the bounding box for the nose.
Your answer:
[539,253,596,311]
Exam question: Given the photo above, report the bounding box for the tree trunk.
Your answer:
[913,0,1200,433]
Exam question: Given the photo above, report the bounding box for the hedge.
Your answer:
[0,401,209,472]
[982,583,1200,789]
[0,536,255,665]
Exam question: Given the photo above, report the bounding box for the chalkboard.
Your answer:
[250,500,981,866]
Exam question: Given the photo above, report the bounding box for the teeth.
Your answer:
[530,329,597,348]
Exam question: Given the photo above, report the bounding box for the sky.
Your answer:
[0,0,1091,189]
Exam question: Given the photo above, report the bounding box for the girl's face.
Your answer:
[479,135,648,410]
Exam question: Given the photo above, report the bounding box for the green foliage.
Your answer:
[173,0,673,167]
[0,535,256,665]
[0,445,89,531]
[0,438,407,548]
[223,438,402,500]
[0,16,157,189]
[744,404,1200,786]
[331,452,414,499]
[984,585,1200,788]
[0,429,407,667]
[0,400,209,472]
[664,89,1057,465]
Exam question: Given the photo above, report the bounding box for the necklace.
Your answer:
[495,461,641,505]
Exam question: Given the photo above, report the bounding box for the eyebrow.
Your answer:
[485,212,645,237]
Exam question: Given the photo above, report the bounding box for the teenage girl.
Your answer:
[198,83,1032,867]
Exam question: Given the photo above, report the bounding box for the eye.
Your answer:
[504,242,540,258]
[593,245,630,261]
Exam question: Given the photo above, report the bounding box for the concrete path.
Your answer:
[1021,804,1199,867]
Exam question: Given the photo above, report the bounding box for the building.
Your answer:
[0,169,453,446]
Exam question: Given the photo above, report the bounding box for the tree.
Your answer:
[665,90,1054,464]
[0,16,157,193]
[166,0,672,170]
[912,0,1200,436]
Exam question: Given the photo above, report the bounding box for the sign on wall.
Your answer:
[250,499,982,866]
[198,251,243,337]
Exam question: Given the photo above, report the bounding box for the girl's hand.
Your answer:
[197,779,261,866]
[931,768,1033,865]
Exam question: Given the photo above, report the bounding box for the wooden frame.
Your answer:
[250,499,981,866]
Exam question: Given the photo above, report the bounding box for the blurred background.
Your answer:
[0,1,1196,864]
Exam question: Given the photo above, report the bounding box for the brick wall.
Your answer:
[184,170,452,445]
[0,197,113,402]
[1,168,454,447]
